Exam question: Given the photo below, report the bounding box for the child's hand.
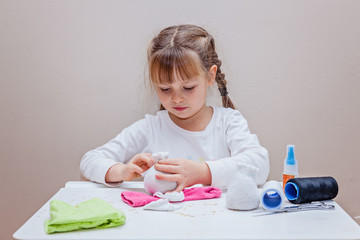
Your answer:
[123,153,157,180]
[154,158,211,192]
[105,153,156,183]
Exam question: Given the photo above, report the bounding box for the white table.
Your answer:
[14,181,360,240]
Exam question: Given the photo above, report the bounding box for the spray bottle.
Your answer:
[283,145,299,190]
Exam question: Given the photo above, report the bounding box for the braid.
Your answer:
[216,67,235,109]
[208,38,235,109]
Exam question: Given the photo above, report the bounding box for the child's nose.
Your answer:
[171,91,184,103]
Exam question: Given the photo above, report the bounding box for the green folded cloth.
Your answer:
[44,198,126,234]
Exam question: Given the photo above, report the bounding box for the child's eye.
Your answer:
[160,88,170,92]
[184,86,195,91]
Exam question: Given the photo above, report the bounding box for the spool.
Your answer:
[284,176,338,204]
[260,180,285,210]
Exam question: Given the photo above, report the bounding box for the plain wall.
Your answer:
[1,0,359,239]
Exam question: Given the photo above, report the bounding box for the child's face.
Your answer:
[155,68,215,121]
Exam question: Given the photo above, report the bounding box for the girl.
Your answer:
[80,24,269,191]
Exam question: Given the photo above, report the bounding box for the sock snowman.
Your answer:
[142,152,177,194]
[226,163,260,210]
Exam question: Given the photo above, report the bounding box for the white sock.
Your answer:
[143,152,177,194]
[143,199,183,211]
[226,163,260,211]
[153,191,185,202]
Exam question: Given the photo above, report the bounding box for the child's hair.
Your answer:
[147,24,235,110]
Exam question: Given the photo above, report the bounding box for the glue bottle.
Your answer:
[283,145,299,191]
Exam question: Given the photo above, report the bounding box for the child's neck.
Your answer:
[169,105,213,132]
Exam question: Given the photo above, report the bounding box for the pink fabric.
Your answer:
[121,186,222,207]
[183,186,222,201]
[121,191,158,207]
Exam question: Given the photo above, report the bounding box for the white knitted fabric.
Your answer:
[153,191,185,202]
[143,199,183,211]
[226,163,260,210]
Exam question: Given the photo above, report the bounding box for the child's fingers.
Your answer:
[134,153,156,167]
[156,173,186,192]
[156,172,182,182]
[155,163,178,174]
[156,173,184,191]
[143,154,157,167]
[158,158,182,165]
[173,184,186,192]
[131,164,145,174]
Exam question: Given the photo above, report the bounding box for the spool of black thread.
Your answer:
[284,177,338,204]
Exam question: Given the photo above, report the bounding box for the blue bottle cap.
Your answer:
[286,145,296,165]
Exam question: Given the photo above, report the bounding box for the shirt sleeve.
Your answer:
[206,109,270,188]
[80,118,151,186]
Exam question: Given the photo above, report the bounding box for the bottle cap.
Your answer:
[286,145,296,165]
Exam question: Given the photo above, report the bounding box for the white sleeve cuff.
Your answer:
[205,160,229,188]
[205,154,265,189]
[92,159,122,187]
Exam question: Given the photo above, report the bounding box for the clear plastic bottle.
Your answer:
[283,145,299,190]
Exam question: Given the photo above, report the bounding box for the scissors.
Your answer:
[254,201,335,216]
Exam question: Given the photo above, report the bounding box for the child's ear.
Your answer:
[208,65,217,86]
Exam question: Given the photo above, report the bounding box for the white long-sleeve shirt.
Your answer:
[80,106,269,188]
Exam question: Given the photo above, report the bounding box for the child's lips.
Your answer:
[173,106,187,111]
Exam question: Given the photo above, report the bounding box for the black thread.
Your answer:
[219,87,228,96]
[284,177,338,204]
